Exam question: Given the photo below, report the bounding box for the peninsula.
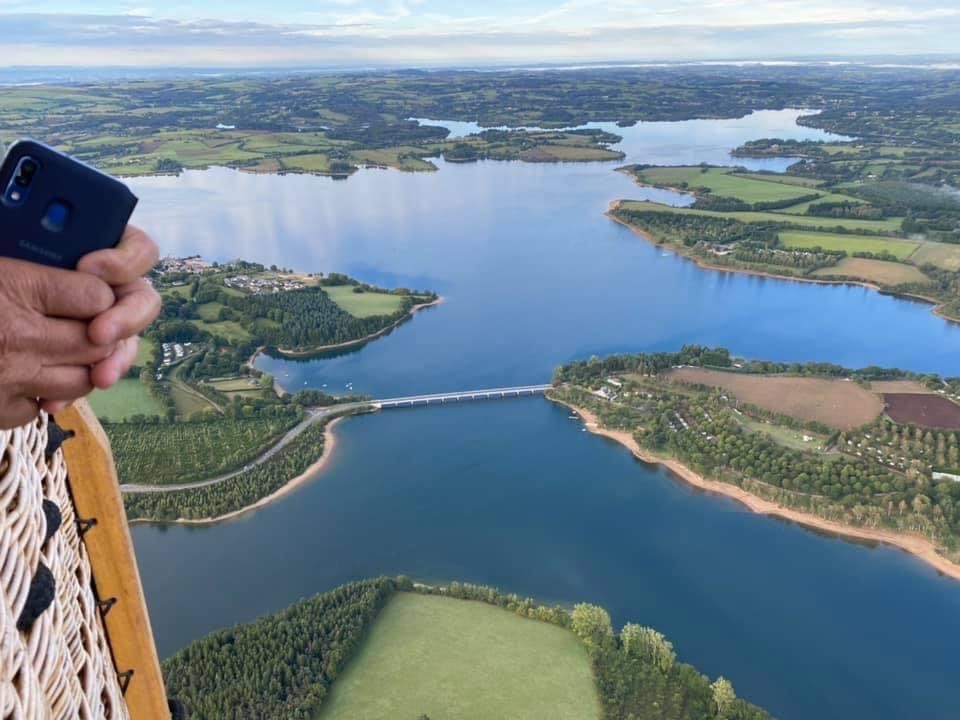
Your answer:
[83,257,437,521]
[550,346,960,580]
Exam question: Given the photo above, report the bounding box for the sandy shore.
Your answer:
[606,200,958,324]
[247,297,445,371]
[128,416,345,527]
[552,395,960,582]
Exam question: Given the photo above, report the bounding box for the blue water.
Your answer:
[127,109,960,720]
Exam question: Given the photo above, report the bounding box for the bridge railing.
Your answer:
[376,385,551,408]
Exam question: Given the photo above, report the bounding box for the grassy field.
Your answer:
[208,377,264,392]
[670,367,884,429]
[778,230,919,259]
[812,257,930,286]
[317,593,600,720]
[519,145,623,162]
[88,379,165,421]
[208,377,266,399]
[196,318,253,343]
[732,172,825,188]
[323,286,406,317]
[617,200,904,233]
[635,166,814,203]
[135,336,157,367]
[736,415,830,452]
[776,192,867,215]
[910,242,960,272]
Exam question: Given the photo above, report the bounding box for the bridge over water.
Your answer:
[374,384,552,409]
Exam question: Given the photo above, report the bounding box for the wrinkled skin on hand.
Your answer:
[0,225,160,428]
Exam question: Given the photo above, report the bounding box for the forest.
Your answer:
[163,576,770,720]
[163,578,395,720]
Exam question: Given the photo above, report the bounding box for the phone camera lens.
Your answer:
[15,158,38,187]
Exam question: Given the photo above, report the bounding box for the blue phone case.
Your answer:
[0,139,138,269]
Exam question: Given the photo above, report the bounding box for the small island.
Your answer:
[86,257,438,523]
[550,346,960,578]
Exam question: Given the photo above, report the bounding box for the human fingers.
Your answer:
[21,365,93,401]
[76,225,160,286]
[1,258,115,319]
[31,318,117,365]
[87,279,160,346]
[90,336,139,390]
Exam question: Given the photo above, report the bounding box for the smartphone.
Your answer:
[0,139,138,269]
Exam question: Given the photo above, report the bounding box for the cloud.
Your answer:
[0,5,958,66]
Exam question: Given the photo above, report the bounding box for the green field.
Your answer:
[88,378,165,421]
[778,231,919,259]
[318,593,600,720]
[635,166,814,203]
[617,200,904,233]
[732,172,825,188]
[196,318,253,342]
[208,377,264,392]
[107,415,298,485]
[910,242,960,272]
[323,285,405,317]
[134,336,157,367]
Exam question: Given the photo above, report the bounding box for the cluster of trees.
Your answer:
[806,200,887,220]
[237,287,412,349]
[569,603,766,720]
[163,578,396,720]
[107,414,302,486]
[124,409,365,521]
[694,191,821,214]
[731,242,840,271]
[553,345,732,385]
[845,418,960,477]
[613,209,781,248]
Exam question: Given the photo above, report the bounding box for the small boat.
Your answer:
[568,414,578,419]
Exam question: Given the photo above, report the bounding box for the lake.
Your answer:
[128,110,960,720]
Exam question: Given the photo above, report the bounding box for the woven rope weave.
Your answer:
[1,415,130,720]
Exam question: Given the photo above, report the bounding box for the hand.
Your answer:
[0,258,116,428]
[76,225,161,391]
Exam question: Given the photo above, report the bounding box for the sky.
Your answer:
[2,1,959,67]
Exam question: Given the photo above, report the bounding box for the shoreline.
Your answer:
[247,296,445,372]
[550,394,960,582]
[128,415,346,527]
[606,200,958,324]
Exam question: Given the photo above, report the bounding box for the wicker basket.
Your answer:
[1,414,131,720]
